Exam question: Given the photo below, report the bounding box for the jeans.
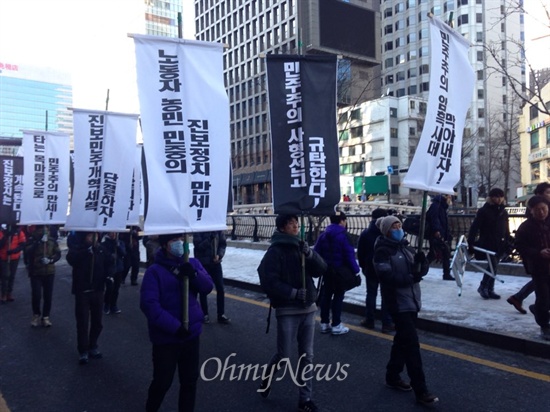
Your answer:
[364,263,392,325]
[513,280,535,302]
[386,312,427,395]
[30,275,55,317]
[146,338,200,412]
[319,282,344,326]
[266,311,315,403]
[122,248,140,283]
[199,263,225,316]
[74,291,104,354]
[0,258,20,296]
[104,271,123,309]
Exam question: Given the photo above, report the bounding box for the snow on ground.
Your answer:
[214,242,545,343]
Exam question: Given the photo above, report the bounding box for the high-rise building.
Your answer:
[144,0,184,37]
[194,0,380,205]
[0,59,73,142]
[380,0,525,205]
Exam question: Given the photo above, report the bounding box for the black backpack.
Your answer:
[403,215,430,240]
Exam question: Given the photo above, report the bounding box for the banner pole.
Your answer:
[300,214,306,290]
[417,191,429,254]
[182,234,190,331]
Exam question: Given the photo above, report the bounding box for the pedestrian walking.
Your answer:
[373,215,438,406]
[120,225,141,286]
[514,195,550,341]
[357,208,394,331]
[24,225,61,327]
[257,214,327,412]
[66,231,112,365]
[140,233,213,412]
[101,232,126,315]
[193,231,231,324]
[0,225,26,303]
[507,182,550,313]
[467,188,510,299]
[426,194,454,281]
[314,212,360,335]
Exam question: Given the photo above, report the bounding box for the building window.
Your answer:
[531,130,540,150]
[419,102,427,113]
[476,13,483,23]
[418,28,428,39]
[385,58,394,69]
[407,33,417,43]
[384,8,393,18]
[384,24,393,35]
[477,70,483,80]
[386,74,394,84]
[395,20,404,30]
[547,127,550,146]
[396,88,406,97]
[349,146,356,156]
[502,95,507,104]
[395,37,405,47]
[395,54,406,65]
[408,85,417,94]
[390,108,398,118]
[419,46,429,57]
[458,14,469,26]
[339,130,349,141]
[410,100,416,109]
[397,71,405,81]
[385,41,394,51]
[390,128,398,138]
[407,68,416,78]
[530,104,539,119]
[531,161,541,181]
[407,50,417,60]
[421,82,429,92]
[406,15,416,26]
[395,3,405,13]
[419,65,429,75]
[477,89,484,99]
[476,32,483,42]
[478,108,484,118]
[350,126,363,138]
[409,127,416,135]
[391,146,399,156]
[477,51,483,61]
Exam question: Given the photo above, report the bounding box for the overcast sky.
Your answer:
[0,0,548,114]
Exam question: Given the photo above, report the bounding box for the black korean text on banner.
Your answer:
[0,156,24,225]
[266,55,340,215]
[133,35,230,234]
[20,130,70,225]
[402,16,474,194]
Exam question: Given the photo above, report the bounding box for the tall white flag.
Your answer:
[65,109,139,231]
[402,16,474,194]
[132,34,230,234]
[20,130,70,225]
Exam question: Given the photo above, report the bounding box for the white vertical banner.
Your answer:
[132,34,230,235]
[402,16,474,194]
[65,109,139,231]
[126,144,142,226]
[20,130,70,225]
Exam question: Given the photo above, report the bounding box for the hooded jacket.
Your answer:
[314,223,360,274]
[25,229,61,276]
[467,200,510,255]
[515,216,550,279]
[426,195,449,240]
[140,248,214,344]
[258,230,326,314]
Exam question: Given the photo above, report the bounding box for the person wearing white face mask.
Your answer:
[140,233,214,412]
[373,216,438,406]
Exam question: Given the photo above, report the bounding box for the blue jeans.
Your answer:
[266,311,315,403]
[199,263,225,316]
[319,282,344,326]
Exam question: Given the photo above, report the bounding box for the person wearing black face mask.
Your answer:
[140,233,213,412]
[373,216,438,406]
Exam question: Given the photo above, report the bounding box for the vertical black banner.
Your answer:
[0,156,24,224]
[266,55,340,215]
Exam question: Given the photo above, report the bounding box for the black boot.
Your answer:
[477,284,489,299]
[487,289,501,299]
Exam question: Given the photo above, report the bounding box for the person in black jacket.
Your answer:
[257,214,327,412]
[193,231,230,324]
[514,195,550,341]
[357,208,393,331]
[426,194,454,281]
[467,188,510,299]
[373,216,438,406]
[66,231,113,365]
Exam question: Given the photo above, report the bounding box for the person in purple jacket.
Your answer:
[140,233,214,412]
[314,212,360,335]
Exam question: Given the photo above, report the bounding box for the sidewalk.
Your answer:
[221,240,550,359]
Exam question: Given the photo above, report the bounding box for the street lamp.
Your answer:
[361,156,366,201]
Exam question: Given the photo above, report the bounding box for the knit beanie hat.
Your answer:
[376,215,401,236]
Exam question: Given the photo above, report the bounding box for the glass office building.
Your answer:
[144,0,183,37]
[0,60,73,139]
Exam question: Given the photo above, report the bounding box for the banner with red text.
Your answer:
[65,109,139,231]
[19,130,70,225]
[402,16,474,194]
[266,54,340,215]
[133,34,230,234]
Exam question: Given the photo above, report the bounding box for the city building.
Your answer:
[338,95,427,205]
[518,81,550,201]
[380,0,525,205]
[0,60,73,145]
[144,0,183,37]
[194,0,381,204]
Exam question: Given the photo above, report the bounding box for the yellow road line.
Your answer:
[226,292,550,383]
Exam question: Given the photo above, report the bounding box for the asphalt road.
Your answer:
[1,258,550,412]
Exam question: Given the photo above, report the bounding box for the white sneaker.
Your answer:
[320,323,332,334]
[42,317,52,327]
[31,314,41,327]
[331,323,349,335]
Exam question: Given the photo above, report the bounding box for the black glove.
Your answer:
[175,325,191,339]
[295,288,307,301]
[414,252,426,264]
[179,262,197,278]
[468,246,475,255]
[306,287,318,303]
[413,273,423,283]
[299,241,312,258]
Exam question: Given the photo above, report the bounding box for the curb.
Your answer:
[224,277,550,360]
